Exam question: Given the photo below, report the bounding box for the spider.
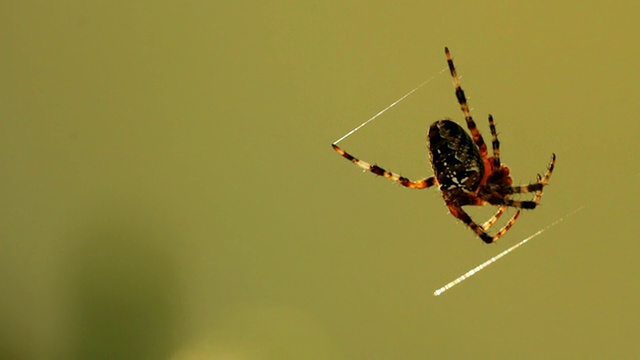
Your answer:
[332,47,556,244]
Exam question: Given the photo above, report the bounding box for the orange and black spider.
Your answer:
[332,47,556,244]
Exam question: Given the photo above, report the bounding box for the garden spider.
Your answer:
[332,47,556,244]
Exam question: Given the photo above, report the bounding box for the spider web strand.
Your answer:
[333,67,447,145]
[433,205,586,297]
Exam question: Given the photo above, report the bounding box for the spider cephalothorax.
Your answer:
[332,47,555,244]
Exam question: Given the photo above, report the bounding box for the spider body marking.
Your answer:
[428,119,485,195]
[332,47,556,244]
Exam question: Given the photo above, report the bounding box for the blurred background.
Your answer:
[2,1,639,359]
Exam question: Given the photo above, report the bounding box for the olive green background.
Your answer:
[2,1,639,359]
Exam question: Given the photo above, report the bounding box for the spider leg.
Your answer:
[491,153,557,208]
[488,114,500,166]
[474,115,515,230]
[533,174,544,202]
[490,209,521,242]
[507,153,556,193]
[448,204,521,244]
[444,47,489,160]
[481,205,507,231]
[492,198,539,209]
[455,152,554,241]
[501,154,556,198]
[332,144,437,189]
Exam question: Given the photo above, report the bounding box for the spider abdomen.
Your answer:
[428,120,484,193]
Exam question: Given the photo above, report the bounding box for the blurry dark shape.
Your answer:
[65,211,181,360]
